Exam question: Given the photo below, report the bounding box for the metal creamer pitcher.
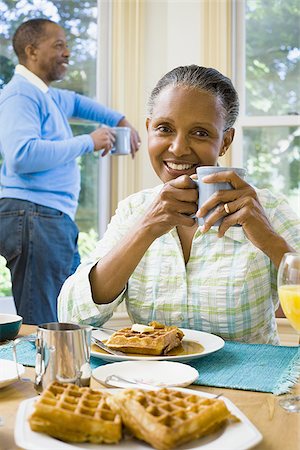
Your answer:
[14,322,92,393]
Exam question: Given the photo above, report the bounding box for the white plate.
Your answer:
[91,328,224,362]
[15,388,262,450]
[92,361,199,388]
[0,358,25,388]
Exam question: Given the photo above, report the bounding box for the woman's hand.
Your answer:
[140,175,198,239]
[90,174,198,304]
[196,170,294,266]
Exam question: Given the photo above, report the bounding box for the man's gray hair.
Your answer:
[13,18,56,62]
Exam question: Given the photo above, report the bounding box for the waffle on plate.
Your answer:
[107,387,237,450]
[28,381,122,444]
[105,321,184,355]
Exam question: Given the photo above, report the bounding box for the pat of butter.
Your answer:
[131,324,154,333]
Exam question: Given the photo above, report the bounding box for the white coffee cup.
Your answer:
[110,127,131,155]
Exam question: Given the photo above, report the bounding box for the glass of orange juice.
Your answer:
[277,252,300,412]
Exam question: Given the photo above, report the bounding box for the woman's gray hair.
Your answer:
[148,65,239,129]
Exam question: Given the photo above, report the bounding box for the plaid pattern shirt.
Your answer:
[58,185,300,344]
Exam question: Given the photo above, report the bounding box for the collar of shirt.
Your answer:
[15,64,49,93]
[185,226,246,243]
[200,226,247,243]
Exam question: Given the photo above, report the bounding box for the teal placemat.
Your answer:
[1,339,299,395]
[189,342,300,395]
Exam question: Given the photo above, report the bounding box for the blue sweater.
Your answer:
[0,74,123,219]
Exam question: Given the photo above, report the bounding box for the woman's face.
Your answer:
[146,85,234,183]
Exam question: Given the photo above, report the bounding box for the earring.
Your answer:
[219,152,225,156]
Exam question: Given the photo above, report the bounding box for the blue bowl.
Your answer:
[0,314,23,341]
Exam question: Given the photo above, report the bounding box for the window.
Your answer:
[0,0,101,295]
[234,0,300,212]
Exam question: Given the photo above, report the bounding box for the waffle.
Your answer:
[107,388,236,450]
[105,321,184,355]
[28,381,122,444]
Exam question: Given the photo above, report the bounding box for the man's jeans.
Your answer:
[0,199,80,324]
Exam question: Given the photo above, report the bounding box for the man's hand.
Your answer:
[117,118,141,158]
[90,127,116,156]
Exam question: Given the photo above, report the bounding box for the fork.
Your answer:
[105,375,225,396]
[105,374,161,389]
[92,337,125,356]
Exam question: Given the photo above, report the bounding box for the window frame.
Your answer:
[96,0,113,238]
[232,1,300,168]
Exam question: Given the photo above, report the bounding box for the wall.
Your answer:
[140,0,202,190]
[110,0,232,212]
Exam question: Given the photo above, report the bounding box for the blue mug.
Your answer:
[110,127,131,155]
[196,166,246,226]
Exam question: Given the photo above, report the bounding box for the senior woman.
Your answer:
[58,65,300,344]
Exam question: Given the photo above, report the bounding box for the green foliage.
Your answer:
[244,0,300,202]
[245,126,300,203]
[0,54,14,88]
[0,0,97,96]
[78,228,99,259]
[0,256,12,296]
[246,0,300,116]
[71,121,99,233]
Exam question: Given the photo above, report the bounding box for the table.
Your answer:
[1,325,299,450]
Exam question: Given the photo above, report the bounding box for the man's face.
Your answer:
[29,22,70,84]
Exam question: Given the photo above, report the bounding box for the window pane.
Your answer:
[52,2,98,97]
[0,1,99,296]
[243,126,300,210]
[245,0,300,116]
[71,121,99,234]
[0,1,99,234]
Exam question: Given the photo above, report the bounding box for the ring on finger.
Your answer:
[224,203,230,214]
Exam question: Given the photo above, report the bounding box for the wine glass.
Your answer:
[277,252,300,412]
